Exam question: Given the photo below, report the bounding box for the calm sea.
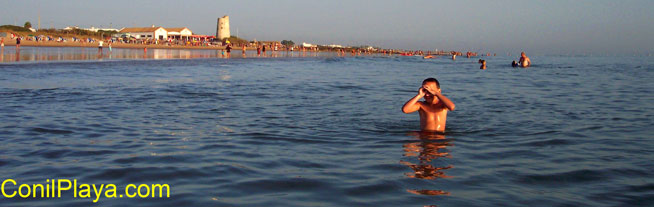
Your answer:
[1,47,653,206]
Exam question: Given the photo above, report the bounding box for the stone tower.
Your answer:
[216,15,230,40]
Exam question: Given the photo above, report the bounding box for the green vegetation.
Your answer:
[0,25,32,32]
[58,28,118,37]
[24,21,32,28]
[281,40,295,47]
[0,25,117,40]
[225,35,248,44]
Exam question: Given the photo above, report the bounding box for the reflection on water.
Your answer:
[0,46,346,63]
[402,131,453,197]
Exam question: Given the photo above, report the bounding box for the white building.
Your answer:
[326,44,343,48]
[85,27,121,32]
[63,26,121,32]
[165,27,192,40]
[119,27,168,40]
[302,42,317,48]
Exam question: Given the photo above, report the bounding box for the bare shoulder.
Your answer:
[416,101,428,110]
[436,102,449,110]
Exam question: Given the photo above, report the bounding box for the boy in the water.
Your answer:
[402,78,456,132]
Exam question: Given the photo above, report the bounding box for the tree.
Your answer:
[281,40,295,47]
[24,21,32,28]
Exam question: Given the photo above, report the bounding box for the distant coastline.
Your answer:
[1,40,236,50]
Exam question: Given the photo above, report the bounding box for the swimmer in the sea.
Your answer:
[512,60,518,67]
[402,78,456,132]
[479,59,486,69]
[519,52,531,68]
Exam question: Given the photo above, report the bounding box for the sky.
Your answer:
[2,0,653,55]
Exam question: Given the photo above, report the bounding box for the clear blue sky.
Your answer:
[2,0,653,55]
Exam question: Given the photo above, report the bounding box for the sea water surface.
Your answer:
[1,47,653,207]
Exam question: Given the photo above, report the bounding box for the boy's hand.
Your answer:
[425,87,440,96]
[418,87,427,97]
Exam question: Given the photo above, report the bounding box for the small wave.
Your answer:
[31,127,74,134]
[344,181,400,196]
[525,130,560,136]
[196,143,237,151]
[516,169,606,185]
[85,166,213,182]
[323,57,346,63]
[329,84,367,90]
[627,183,654,192]
[519,138,572,147]
[226,177,329,194]
[25,149,69,159]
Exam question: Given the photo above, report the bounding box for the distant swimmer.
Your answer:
[402,78,456,132]
[452,54,456,60]
[511,61,518,67]
[519,52,531,68]
[479,59,486,69]
[424,55,434,59]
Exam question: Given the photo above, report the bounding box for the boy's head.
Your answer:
[422,78,441,102]
[422,78,440,90]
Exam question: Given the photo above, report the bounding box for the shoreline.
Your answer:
[0,40,254,50]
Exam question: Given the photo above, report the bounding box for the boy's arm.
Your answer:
[433,91,456,111]
[402,88,425,113]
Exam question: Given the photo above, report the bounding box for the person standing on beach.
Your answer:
[98,40,104,53]
[257,45,261,56]
[225,44,232,58]
[16,36,21,49]
[519,52,531,68]
[402,78,456,132]
[1,38,4,47]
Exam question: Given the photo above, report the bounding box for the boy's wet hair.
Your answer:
[422,78,440,89]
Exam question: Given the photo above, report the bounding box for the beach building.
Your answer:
[216,15,230,40]
[326,44,343,48]
[63,26,121,32]
[84,27,121,32]
[119,27,168,40]
[302,42,318,48]
[166,27,193,41]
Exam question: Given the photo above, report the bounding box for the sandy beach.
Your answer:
[0,38,242,50]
